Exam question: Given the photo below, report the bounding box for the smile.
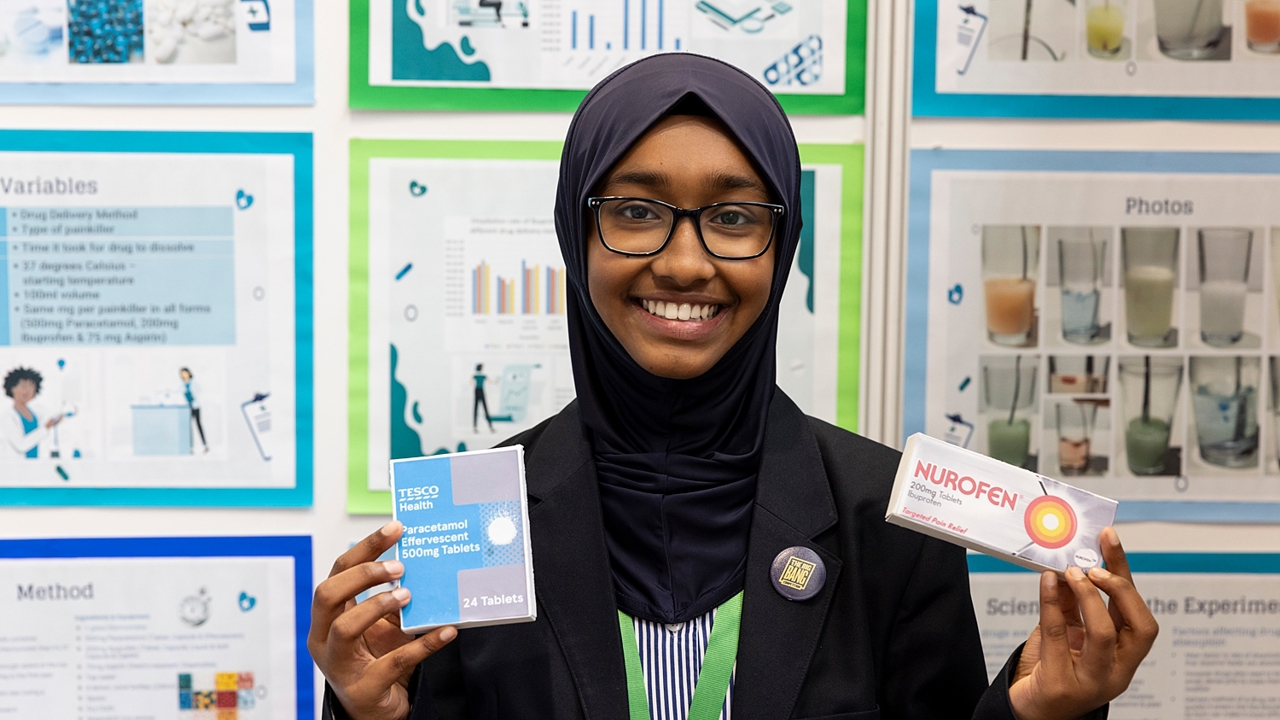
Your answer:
[639,299,722,322]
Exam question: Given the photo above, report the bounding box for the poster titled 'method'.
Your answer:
[906,149,1280,522]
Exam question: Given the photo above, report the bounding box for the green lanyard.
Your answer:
[617,591,744,720]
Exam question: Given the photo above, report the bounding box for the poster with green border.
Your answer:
[348,0,866,114]
[348,139,863,514]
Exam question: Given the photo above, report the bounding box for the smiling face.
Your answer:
[586,115,777,380]
[10,380,36,405]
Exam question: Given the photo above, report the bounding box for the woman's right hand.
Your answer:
[308,521,458,720]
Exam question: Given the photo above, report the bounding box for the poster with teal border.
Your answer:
[0,131,312,507]
[970,553,1280,717]
[916,0,1280,120]
[347,139,862,514]
[349,0,866,113]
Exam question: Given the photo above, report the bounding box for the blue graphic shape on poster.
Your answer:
[390,343,425,460]
[903,148,1280,522]
[393,0,491,81]
[798,169,816,313]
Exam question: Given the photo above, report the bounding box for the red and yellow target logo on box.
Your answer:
[1023,495,1078,549]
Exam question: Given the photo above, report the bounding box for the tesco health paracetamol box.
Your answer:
[391,446,536,633]
[887,434,1118,573]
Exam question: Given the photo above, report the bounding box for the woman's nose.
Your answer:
[651,217,714,285]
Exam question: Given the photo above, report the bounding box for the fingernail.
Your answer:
[384,560,404,576]
[1067,566,1085,580]
[381,521,401,536]
[1107,528,1121,547]
[392,587,410,602]
[439,626,457,642]
[1044,571,1057,589]
[1089,566,1111,580]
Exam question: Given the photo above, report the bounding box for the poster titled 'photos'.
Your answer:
[907,150,1280,521]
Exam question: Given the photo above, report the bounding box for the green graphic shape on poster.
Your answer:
[350,0,867,113]
[347,139,862,513]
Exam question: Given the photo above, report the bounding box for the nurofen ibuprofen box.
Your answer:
[887,434,1118,573]
[391,446,536,633]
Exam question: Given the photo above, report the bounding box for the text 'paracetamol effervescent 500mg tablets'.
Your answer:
[887,434,1118,573]
[391,446,536,633]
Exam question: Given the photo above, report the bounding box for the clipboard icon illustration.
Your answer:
[956,5,987,75]
[241,393,272,461]
[943,412,975,449]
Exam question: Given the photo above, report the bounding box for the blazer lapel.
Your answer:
[525,403,631,720]
[733,393,843,720]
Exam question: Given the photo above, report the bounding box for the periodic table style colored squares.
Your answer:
[238,689,256,708]
[178,672,257,714]
[217,673,238,690]
[179,691,193,709]
[178,674,193,690]
[217,710,238,720]
[218,690,238,707]
[237,672,254,688]
[194,691,216,709]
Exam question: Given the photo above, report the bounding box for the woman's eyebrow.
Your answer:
[603,170,768,196]
[706,172,768,195]
[604,169,668,190]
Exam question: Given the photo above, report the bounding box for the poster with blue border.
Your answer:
[0,0,313,104]
[907,148,1280,522]
[915,1,1280,120]
[0,535,314,719]
[970,553,1280,717]
[0,130,313,507]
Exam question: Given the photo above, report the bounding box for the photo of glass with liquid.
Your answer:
[1049,355,1110,394]
[1270,357,1280,473]
[1086,0,1126,57]
[982,355,1038,468]
[1197,228,1253,348]
[1058,232,1106,344]
[983,226,1040,347]
[1118,356,1183,475]
[1246,0,1280,53]
[1056,401,1097,476]
[1190,356,1260,469]
[1153,0,1226,59]
[1122,228,1179,348]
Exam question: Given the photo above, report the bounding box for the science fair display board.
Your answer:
[0,535,313,720]
[906,149,1280,522]
[0,130,312,507]
[970,554,1280,719]
[916,0,1280,119]
[346,139,863,513]
[348,0,865,113]
[0,0,312,104]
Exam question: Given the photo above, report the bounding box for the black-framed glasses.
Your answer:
[587,196,784,260]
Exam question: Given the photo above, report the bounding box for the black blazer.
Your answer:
[326,394,1101,720]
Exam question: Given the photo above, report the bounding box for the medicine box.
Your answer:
[391,446,536,633]
[887,433,1118,573]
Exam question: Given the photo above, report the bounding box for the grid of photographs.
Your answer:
[974,223,1280,483]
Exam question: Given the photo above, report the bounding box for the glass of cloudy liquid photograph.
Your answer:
[1246,0,1280,53]
[1190,356,1260,469]
[1055,400,1097,476]
[983,225,1040,348]
[1122,227,1179,348]
[1119,356,1183,476]
[1057,230,1108,344]
[982,355,1039,469]
[1196,228,1254,348]
[1087,0,1127,58]
[1153,0,1227,60]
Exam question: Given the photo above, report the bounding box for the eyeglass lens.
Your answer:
[596,198,775,258]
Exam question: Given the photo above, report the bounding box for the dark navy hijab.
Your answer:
[554,53,803,624]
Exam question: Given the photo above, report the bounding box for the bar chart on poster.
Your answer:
[906,149,1280,521]
[346,140,862,512]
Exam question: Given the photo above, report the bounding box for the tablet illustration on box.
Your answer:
[888,433,1118,573]
[391,445,535,632]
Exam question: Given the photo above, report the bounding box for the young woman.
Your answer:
[311,53,1157,720]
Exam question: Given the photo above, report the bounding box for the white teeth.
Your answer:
[641,300,720,321]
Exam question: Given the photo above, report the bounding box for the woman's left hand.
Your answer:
[1007,527,1159,720]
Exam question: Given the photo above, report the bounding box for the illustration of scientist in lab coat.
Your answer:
[2,367,61,459]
